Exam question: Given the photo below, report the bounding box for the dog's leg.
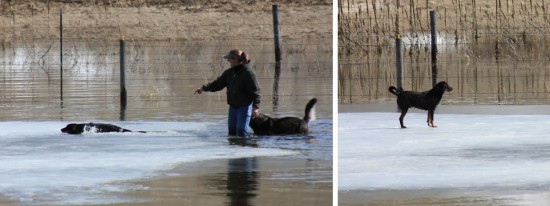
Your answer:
[399,108,408,128]
[427,110,436,127]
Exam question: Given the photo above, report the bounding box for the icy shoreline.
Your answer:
[339,112,550,191]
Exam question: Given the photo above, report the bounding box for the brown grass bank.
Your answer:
[0,0,331,41]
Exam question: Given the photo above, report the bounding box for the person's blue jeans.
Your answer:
[228,104,252,137]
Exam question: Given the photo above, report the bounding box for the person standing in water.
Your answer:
[194,49,261,137]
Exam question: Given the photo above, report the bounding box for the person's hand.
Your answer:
[252,108,259,118]
[194,87,203,94]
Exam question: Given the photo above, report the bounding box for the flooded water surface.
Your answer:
[1,39,332,121]
[339,33,550,105]
[0,39,332,205]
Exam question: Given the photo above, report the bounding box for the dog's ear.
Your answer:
[72,124,85,133]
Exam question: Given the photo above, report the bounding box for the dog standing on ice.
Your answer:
[388,81,453,128]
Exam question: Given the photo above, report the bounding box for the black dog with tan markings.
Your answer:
[388,81,453,128]
[249,98,317,135]
[61,123,146,134]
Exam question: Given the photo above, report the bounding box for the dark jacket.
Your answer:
[202,64,261,109]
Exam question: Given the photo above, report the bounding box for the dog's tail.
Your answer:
[388,86,401,96]
[303,98,317,123]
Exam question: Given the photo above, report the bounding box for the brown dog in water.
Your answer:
[388,81,453,128]
[61,123,146,134]
[249,98,317,135]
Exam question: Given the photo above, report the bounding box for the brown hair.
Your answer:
[229,49,251,64]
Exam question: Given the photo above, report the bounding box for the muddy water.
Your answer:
[0,39,332,121]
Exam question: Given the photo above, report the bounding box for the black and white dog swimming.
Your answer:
[61,123,146,134]
[249,98,317,135]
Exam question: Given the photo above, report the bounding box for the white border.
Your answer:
[332,0,338,205]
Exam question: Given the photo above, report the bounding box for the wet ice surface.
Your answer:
[339,112,550,191]
[0,121,306,205]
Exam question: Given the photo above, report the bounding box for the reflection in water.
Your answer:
[119,102,127,121]
[226,158,258,206]
[225,139,259,205]
[228,137,258,147]
[339,30,550,105]
[0,40,332,121]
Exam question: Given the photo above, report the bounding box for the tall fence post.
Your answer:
[272,4,282,107]
[395,32,403,89]
[120,37,127,121]
[59,9,63,107]
[430,10,438,86]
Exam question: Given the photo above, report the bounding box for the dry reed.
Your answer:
[340,0,550,105]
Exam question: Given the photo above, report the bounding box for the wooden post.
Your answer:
[60,9,63,106]
[272,4,282,107]
[430,10,438,86]
[395,33,403,89]
[120,37,127,121]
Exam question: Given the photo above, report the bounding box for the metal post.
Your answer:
[395,33,403,89]
[120,37,127,121]
[430,10,438,86]
[60,9,63,106]
[272,4,282,107]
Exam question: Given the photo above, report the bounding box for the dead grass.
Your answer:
[0,0,332,41]
[339,0,550,104]
[339,0,550,57]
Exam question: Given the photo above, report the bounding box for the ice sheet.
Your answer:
[339,112,550,190]
[0,121,296,205]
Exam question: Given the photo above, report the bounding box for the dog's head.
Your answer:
[249,113,270,127]
[436,81,453,92]
[61,123,84,134]
[249,113,273,134]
